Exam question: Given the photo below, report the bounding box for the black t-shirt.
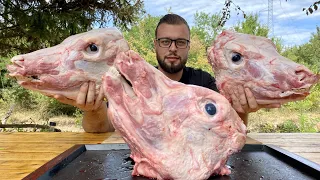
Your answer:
[179,67,219,92]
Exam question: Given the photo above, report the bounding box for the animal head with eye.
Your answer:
[103,50,246,179]
[207,30,320,105]
[7,28,130,100]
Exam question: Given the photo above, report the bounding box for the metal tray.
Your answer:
[24,144,320,180]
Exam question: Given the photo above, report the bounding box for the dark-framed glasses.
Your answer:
[156,38,190,49]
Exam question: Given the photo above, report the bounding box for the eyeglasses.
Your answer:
[156,38,190,49]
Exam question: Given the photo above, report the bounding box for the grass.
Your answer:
[247,108,320,133]
[1,105,320,133]
[0,107,84,132]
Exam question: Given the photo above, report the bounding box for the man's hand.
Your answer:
[53,81,105,111]
[229,85,281,114]
[51,81,113,132]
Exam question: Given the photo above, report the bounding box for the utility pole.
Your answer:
[268,0,274,37]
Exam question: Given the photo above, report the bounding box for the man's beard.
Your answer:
[157,54,187,74]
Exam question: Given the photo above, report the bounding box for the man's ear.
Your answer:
[153,39,157,48]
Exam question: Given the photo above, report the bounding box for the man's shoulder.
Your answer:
[183,66,218,92]
[184,66,212,77]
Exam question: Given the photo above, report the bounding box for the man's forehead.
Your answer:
[157,23,190,39]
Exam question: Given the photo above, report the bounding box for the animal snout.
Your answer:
[11,55,25,67]
[295,69,309,82]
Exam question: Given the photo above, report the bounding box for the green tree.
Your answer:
[0,57,14,97]
[187,34,213,75]
[123,14,160,65]
[0,0,144,57]
[189,12,225,75]
[233,14,284,53]
[191,12,223,47]
[282,27,320,68]
[233,14,268,37]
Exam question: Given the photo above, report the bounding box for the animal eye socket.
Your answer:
[205,103,217,116]
[231,52,242,64]
[86,44,99,53]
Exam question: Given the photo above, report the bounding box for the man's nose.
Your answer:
[169,41,177,51]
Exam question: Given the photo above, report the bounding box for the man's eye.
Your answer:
[161,40,170,45]
[177,40,186,46]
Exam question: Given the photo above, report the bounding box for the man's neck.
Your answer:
[158,67,183,81]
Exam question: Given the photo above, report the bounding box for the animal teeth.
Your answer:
[292,88,308,93]
[107,66,121,77]
[15,76,32,82]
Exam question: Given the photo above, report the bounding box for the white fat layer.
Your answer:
[74,60,109,82]
[122,77,136,98]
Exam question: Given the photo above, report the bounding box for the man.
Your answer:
[151,14,263,125]
[54,14,276,132]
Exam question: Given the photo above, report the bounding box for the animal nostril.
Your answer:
[295,70,306,81]
[13,57,24,62]
[31,75,39,80]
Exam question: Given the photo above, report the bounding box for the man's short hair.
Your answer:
[155,13,190,38]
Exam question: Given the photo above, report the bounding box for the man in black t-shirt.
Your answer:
[155,66,219,92]
[153,14,265,125]
[153,14,218,91]
[53,14,275,132]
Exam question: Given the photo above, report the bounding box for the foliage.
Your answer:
[1,12,320,132]
[297,114,320,133]
[277,120,300,133]
[219,0,246,26]
[1,83,77,117]
[123,14,160,65]
[271,37,285,54]
[286,0,320,15]
[191,12,223,47]
[258,122,277,133]
[284,84,320,111]
[258,116,320,133]
[282,27,320,69]
[0,57,15,90]
[0,0,145,57]
[232,13,285,52]
[1,84,36,109]
[32,93,77,117]
[233,14,268,37]
[74,109,84,126]
[187,34,213,75]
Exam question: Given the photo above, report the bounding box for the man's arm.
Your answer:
[237,113,249,126]
[82,104,115,132]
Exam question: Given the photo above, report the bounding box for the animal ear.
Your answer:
[220,30,235,36]
[206,46,216,66]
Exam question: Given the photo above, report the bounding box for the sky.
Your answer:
[143,0,320,47]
